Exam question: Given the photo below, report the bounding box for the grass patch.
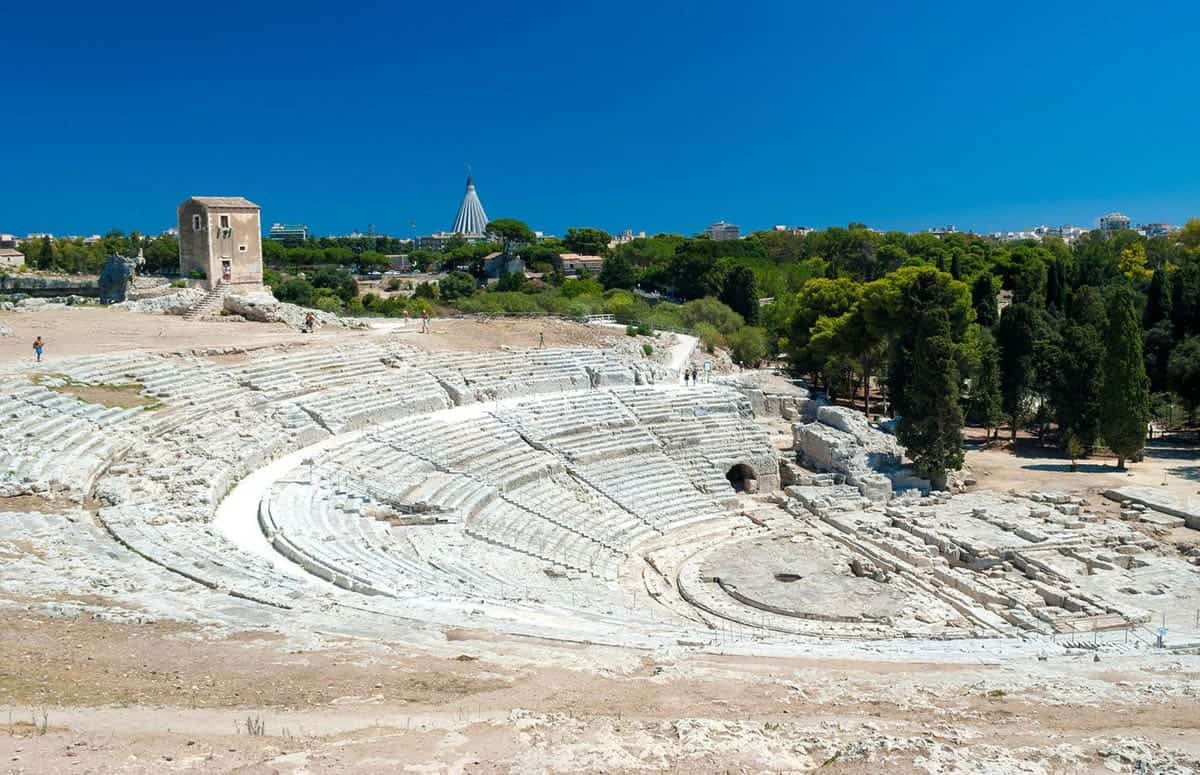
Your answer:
[31,374,163,410]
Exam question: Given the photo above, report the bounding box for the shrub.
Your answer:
[729,325,768,366]
[439,270,477,303]
[496,271,526,292]
[262,268,282,289]
[275,278,314,306]
[413,281,439,301]
[636,323,652,336]
[642,343,654,357]
[695,322,725,353]
[310,266,358,302]
[170,280,187,288]
[626,325,638,337]
[679,297,744,336]
[385,277,401,291]
[314,296,343,314]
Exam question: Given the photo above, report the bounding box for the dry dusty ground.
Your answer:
[0,307,633,365]
[2,307,1199,772]
[1,611,1199,774]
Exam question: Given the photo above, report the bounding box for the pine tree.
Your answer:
[1101,287,1151,469]
[897,309,964,490]
[996,303,1039,440]
[968,332,1004,439]
[598,251,635,290]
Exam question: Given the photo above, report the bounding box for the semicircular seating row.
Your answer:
[0,344,775,615]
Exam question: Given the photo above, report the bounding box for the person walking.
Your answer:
[32,336,44,362]
[421,309,430,334]
[539,331,545,349]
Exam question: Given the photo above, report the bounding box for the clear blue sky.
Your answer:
[5,1,1199,238]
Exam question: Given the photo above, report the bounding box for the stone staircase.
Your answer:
[183,283,228,321]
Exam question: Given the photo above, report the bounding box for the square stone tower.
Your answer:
[177,196,264,291]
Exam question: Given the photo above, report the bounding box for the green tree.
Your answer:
[1051,321,1105,455]
[719,265,760,325]
[598,251,635,290]
[486,219,536,256]
[1101,287,1151,469]
[1144,268,1172,328]
[1167,336,1200,415]
[967,331,1004,439]
[996,303,1039,440]
[496,271,526,292]
[971,273,998,327]
[788,278,861,387]
[37,236,54,270]
[413,281,439,301]
[1117,242,1152,282]
[897,309,964,491]
[275,278,315,306]
[438,270,476,303]
[562,227,611,256]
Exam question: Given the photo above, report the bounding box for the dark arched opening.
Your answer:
[726,463,757,493]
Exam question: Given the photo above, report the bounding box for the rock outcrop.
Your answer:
[223,291,369,329]
[98,254,141,304]
[793,406,902,502]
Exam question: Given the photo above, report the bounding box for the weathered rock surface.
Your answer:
[223,291,369,329]
[98,254,141,304]
[793,406,902,501]
[118,288,204,315]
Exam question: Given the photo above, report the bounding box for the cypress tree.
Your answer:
[967,332,1003,439]
[971,274,998,327]
[719,266,760,325]
[1144,268,1172,329]
[897,309,964,490]
[38,236,54,270]
[1100,287,1151,470]
[1052,322,1105,454]
[996,303,1039,440]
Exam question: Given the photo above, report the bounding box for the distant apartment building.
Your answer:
[557,253,606,276]
[268,223,309,242]
[1099,212,1132,234]
[927,225,958,237]
[772,225,815,236]
[0,234,16,249]
[1138,222,1173,239]
[705,220,740,241]
[177,196,264,291]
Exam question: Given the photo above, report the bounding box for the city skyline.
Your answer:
[4,2,1199,238]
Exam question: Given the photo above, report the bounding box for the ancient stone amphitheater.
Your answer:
[3,340,1199,656]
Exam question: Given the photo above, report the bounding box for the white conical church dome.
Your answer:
[451,174,489,236]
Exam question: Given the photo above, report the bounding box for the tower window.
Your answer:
[192,214,202,231]
[219,214,230,229]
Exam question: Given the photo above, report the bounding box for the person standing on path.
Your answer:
[421,309,430,334]
[32,336,44,362]
[539,331,545,349]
